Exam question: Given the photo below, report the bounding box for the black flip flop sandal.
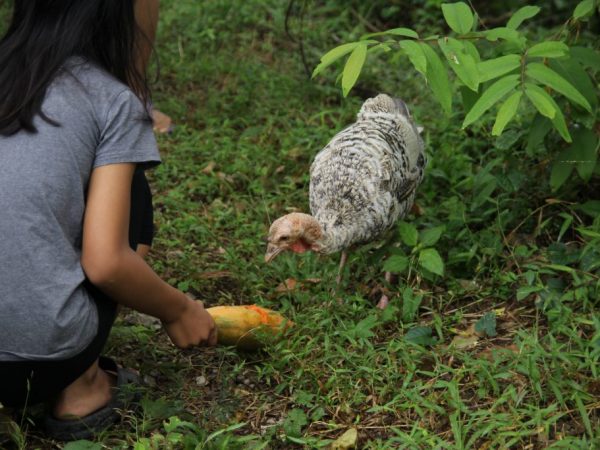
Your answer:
[44,356,143,441]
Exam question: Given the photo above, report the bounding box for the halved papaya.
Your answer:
[206,305,292,350]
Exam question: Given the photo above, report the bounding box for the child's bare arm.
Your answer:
[81,162,216,348]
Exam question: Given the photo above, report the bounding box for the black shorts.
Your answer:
[129,167,154,248]
[0,169,153,408]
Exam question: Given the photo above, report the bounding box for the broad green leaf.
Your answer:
[524,83,556,119]
[550,110,572,143]
[492,91,522,136]
[163,416,197,433]
[549,57,598,109]
[362,27,418,39]
[570,46,600,71]
[341,43,367,97]
[527,41,569,58]
[133,441,151,450]
[573,0,595,19]
[383,255,409,273]
[494,128,522,149]
[507,5,541,29]
[526,62,592,112]
[419,248,444,276]
[475,311,497,337]
[578,200,600,218]
[477,54,521,83]
[404,326,436,346]
[420,43,452,115]
[517,286,543,300]
[283,409,308,438]
[402,287,423,322]
[460,85,480,113]
[441,2,474,34]
[526,114,553,155]
[312,43,358,78]
[571,128,599,182]
[462,40,481,62]
[462,74,520,128]
[438,37,479,91]
[400,40,427,76]
[419,225,445,247]
[398,221,418,246]
[483,27,524,48]
[367,42,393,53]
[471,178,497,209]
[524,83,572,142]
[550,148,575,190]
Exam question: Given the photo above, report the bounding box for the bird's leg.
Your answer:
[376,271,396,309]
[336,250,349,285]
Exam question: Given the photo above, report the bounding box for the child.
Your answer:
[0,0,217,440]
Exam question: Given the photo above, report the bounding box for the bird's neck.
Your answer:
[310,217,351,255]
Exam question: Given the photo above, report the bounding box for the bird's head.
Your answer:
[265,213,323,263]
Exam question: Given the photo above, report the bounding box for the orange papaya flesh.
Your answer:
[206,305,292,350]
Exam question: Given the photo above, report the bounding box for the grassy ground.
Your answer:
[1,1,599,448]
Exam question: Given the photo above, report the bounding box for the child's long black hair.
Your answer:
[0,0,151,136]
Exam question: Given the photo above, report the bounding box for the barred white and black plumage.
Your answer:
[308,94,426,254]
[265,94,426,307]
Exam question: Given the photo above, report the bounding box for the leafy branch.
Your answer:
[312,1,599,189]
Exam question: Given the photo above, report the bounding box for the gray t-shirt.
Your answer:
[0,59,161,361]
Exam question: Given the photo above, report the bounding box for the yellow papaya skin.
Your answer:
[206,305,292,350]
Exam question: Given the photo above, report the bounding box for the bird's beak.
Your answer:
[265,244,284,263]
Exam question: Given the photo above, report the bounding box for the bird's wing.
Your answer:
[308,115,426,252]
[309,129,401,249]
[378,120,426,214]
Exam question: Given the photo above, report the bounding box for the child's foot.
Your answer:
[52,359,114,420]
[45,357,142,441]
[151,109,173,134]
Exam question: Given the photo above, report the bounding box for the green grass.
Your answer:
[1,1,599,449]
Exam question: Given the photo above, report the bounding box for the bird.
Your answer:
[265,94,426,308]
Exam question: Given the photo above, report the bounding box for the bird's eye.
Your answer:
[279,235,289,242]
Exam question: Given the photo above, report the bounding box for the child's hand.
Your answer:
[162,297,218,348]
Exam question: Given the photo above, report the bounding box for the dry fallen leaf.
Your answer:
[457,279,479,291]
[450,334,479,349]
[275,278,321,294]
[410,202,425,216]
[234,387,252,397]
[201,161,217,174]
[276,278,298,293]
[331,428,358,450]
[477,344,520,361]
